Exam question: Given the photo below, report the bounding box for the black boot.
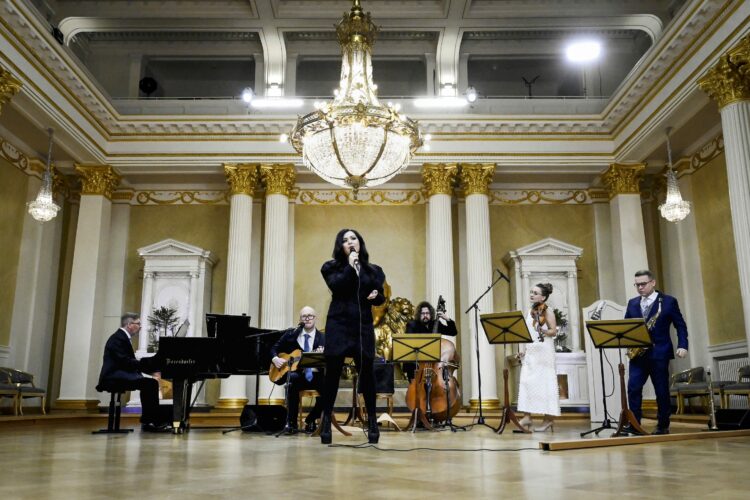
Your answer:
[367,415,380,444]
[320,413,332,445]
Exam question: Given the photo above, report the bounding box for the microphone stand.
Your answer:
[465,271,507,429]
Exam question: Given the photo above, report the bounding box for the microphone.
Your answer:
[298,321,305,329]
[496,269,510,283]
[351,250,360,272]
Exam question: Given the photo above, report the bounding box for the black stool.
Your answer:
[92,391,133,434]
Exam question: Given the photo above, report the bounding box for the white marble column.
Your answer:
[422,163,458,318]
[591,191,617,303]
[57,165,120,411]
[657,170,710,372]
[460,163,499,410]
[602,164,649,304]
[567,271,581,352]
[217,164,259,409]
[259,164,296,405]
[137,272,155,355]
[9,173,64,389]
[699,40,750,352]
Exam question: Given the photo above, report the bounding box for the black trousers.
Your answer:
[628,356,672,429]
[321,355,376,419]
[105,377,160,424]
[285,371,324,426]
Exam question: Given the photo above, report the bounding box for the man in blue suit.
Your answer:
[625,270,688,434]
[97,312,169,432]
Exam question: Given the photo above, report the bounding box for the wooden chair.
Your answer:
[0,368,19,415]
[4,368,46,415]
[721,365,750,409]
[297,389,320,428]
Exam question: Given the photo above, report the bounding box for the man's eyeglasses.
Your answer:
[301,315,315,320]
[634,281,653,288]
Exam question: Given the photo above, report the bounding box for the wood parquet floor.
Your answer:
[1,414,748,499]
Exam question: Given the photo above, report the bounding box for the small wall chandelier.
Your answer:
[658,128,691,222]
[27,128,60,222]
[289,0,422,195]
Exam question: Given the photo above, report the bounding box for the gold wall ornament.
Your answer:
[0,68,22,115]
[224,163,260,196]
[422,163,458,197]
[690,134,724,171]
[260,163,296,196]
[588,188,610,203]
[459,163,495,196]
[1,135,29,172]
[298,189,422,205]
[698,54,750,109]
[601,163,645,198]
[75,165,121,199]
[490,189,589,205]
[135,190,229,205]
[729,34,750,77]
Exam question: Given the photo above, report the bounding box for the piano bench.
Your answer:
[92,391,134,435]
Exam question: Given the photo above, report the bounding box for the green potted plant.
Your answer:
[147,305,180,353]
[553,308,571,353]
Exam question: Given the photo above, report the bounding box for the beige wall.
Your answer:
[691,153,745,345]
[0,159,29,346]
[123,205,230,317]
[294,204,426,329]
[489,203,599,328]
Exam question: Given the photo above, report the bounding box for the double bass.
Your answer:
[405,296,461,425]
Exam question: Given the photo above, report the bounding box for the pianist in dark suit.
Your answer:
[270,306,325,433]
[96,312,170,433]
[319,229,386,445]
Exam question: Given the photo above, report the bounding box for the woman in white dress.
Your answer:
[517,282,560,432]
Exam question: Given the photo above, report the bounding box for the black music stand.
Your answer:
[585,319,652,437]
[392,334,441,432]
[296,353,351,438]
[479,311,533,434]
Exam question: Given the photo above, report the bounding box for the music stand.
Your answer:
[585,319,652,436]
[392,334,441,432]
[479,311,533,434]
[295,353,352,438]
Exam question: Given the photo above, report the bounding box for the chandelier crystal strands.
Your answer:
[658,128,691,222]
[289,0,422,196]
[27,128,60,222]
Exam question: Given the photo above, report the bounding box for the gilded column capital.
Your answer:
[601,163,644,198]
[422,163,458,197]
[260,164,296,197]
[0,68,22,115]
[224,163,260,196]
[459,163,495,196]
[698,35,750,109]
[75,165,121,199]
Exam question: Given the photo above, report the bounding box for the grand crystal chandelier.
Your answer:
[289,0,422,195]
[27,128,60,222]
[659,128,691,222]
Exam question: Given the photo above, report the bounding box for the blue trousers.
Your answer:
[627,356,672,429]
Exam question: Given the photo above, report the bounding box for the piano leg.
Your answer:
[172,378,189,434]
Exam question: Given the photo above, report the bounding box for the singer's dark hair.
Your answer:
[414,301,435,322]
[534,282,553,301]
[332,228,370,266]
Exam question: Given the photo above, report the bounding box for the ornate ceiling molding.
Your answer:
[0,67,22,115]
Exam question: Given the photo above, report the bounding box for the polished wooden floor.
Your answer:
[1,413,748,499]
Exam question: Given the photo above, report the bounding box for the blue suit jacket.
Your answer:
[624,292,688,360]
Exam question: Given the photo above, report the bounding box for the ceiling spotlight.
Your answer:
[241,87,254,103]
[565,40,602,63]
[279,133,289,143]
[465,86,478,103]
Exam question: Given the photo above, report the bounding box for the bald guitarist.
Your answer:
[270,306,325,434]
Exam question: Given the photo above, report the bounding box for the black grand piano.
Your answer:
[150,314,280,433]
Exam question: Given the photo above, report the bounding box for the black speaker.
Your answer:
[715,409,750,430]
[357,360,395,394]
[240,405,286,432]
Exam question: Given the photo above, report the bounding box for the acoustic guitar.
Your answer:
[268,349,302,385]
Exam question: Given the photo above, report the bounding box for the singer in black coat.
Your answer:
[319,229,386,429]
